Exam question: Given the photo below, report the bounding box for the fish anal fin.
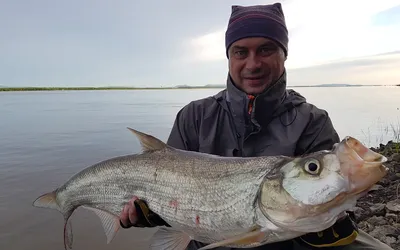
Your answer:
[83,206,120,244]
[150,227,192,250]
[198,228,266,250]
[127,127,167,152]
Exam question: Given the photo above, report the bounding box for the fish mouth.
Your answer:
[335,136,388,195]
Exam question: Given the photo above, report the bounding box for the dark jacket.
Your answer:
[165,71,341,249]
[167,71,340,159]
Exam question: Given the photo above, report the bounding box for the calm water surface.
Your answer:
[0,87,399,250]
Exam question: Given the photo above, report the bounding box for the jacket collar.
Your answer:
[225,70,288,127]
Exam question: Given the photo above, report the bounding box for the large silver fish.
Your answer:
[33,128,388,250]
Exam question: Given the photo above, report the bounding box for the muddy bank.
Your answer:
[355,140,400,249]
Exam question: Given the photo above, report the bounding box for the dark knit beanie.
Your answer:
[225,3,288,57]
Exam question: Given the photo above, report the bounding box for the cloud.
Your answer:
[286,51,400,86]
[184,30,226,62]
[186,0,400,70]
[0,0,399,87]
[283,0,400,68]
[164,50,400,89]
[371,5,400,26]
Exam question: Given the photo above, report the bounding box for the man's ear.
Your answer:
[279,47,287,61]
[227,46,232,59]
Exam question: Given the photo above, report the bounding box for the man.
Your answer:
[119,3,393,250]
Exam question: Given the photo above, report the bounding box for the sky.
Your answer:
[1,0,399,87]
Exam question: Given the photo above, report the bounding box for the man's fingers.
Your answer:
[128,199,138,225]
[120,205,130,227]
[120,196,140,228]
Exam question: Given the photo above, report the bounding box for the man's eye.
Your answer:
[260,46,277,56]
[234,50,247,57]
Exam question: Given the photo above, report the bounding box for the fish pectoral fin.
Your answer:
[149,226,192,250]
[198,227,266,250]
[82,206,120,244]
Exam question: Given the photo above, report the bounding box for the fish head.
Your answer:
[332,136,388,194]
[257,136,388,232]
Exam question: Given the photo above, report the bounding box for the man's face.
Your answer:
[228,37,286,95]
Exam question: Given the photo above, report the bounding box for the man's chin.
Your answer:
[242,80,270,95]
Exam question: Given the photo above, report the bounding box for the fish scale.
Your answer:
[33,128,388,250]
[59,147,275,232]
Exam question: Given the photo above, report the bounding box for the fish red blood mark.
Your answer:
[169,199,179,215]
[196,215,200,225]
[169,199,178,208]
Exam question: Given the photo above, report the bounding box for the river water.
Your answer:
[0,86,399,250]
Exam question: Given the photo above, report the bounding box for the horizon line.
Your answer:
[1,84,399,92]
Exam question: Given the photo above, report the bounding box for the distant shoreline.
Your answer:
[0,84,398,92]
[0,87,220,92]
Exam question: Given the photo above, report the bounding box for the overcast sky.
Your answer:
[1,0,399,87]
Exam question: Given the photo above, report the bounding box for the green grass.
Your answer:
[361,119,400,153]
[379,122,400,144]
[361,120,400,143]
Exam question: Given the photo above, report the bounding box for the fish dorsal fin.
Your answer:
[32,190,60,211]
[127,127,167,152]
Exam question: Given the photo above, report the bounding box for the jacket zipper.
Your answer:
[247,94,255,114]
[244,94,259,142]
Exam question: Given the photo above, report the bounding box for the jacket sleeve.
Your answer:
[295,105,340,155]
[166,102,199,151]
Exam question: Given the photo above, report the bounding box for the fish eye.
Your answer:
[304,160,320,175]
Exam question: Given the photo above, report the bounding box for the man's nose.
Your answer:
[245,54,262,70]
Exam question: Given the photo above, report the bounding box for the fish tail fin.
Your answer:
[33,190,60,212]
[33,191,74,250]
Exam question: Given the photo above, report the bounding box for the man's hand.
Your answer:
[119,196,171,228]
[120,196,139,228]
